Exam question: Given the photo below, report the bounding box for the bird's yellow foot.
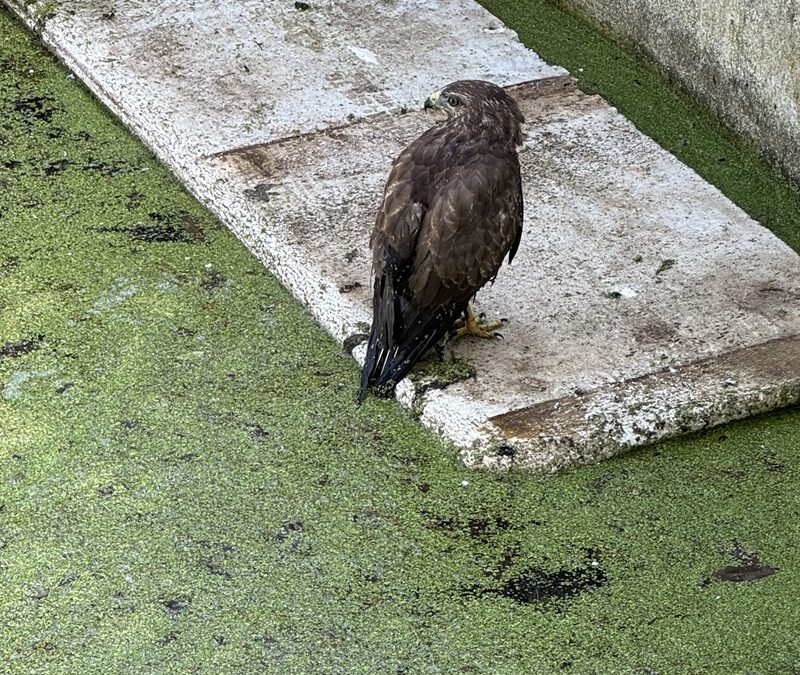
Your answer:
[454,307,505,339]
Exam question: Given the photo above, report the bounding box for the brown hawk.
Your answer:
[358,80,524,402]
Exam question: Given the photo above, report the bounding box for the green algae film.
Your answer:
[2,7,800,673]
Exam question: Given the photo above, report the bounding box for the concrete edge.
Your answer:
[470,334,800,472]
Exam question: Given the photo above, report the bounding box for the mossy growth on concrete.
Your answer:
[1,7,799,674]
[407,355,477,415]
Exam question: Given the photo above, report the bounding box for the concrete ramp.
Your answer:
[8,0,800,472]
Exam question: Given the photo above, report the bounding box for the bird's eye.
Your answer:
[446,95,460,106]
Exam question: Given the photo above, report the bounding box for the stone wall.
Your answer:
[559,0,800,187]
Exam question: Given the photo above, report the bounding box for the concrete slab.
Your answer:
[7,0,562,159]
[209,78,800,470]
[7,0,800,472]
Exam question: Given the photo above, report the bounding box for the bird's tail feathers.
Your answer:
[358,274,462,403]
[371,330,441,392]
[357,274,395,403]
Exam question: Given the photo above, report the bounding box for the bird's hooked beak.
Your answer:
[423,90,443,112]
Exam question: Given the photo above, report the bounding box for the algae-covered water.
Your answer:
[1,5,799,673]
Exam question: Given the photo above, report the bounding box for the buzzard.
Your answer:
[358,80,524,402]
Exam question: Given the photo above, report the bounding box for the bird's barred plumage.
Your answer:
[358,80,524,402]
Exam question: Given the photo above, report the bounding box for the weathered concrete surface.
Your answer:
[559,0,800,188]
[6,0,561,158]
[6,0,800,471]
[488,334,800,472]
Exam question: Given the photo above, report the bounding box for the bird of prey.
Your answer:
[358,79,524,403]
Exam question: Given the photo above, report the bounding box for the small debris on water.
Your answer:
[711,542,778,583]
[713,563,776,583]
[163,596,192,612]
[30,584,48,600]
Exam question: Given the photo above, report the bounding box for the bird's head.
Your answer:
[423,88,463,115]
[423,80,524,143]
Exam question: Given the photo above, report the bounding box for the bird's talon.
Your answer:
[454,306,505,340]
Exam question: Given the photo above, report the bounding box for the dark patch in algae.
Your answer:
[96,211,206,243]
[13,95,58,122]
[162,596,192,613]
[0,335,43,360]
[81,160,129,176]
[156,632,179,648]
[200,268,227,292]
[42,158,69,176]
[0,256,20,275]
[464,548,606,605]
[125,191,144,210]
[467,516,514,542]
[274,522,304,542]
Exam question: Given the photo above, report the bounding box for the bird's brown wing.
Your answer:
[369,128,444,275]
[409,150,523,310]
[357,129,443,400]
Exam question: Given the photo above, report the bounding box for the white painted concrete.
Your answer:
[8,0,800,472]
